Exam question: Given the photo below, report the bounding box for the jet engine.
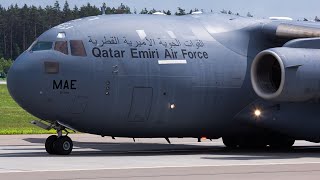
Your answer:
[251,47,320,102]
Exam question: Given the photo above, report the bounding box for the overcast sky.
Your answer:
[1,0,319,20]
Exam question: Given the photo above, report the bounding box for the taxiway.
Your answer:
[1,134,320,180]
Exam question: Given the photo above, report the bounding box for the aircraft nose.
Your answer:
[7,54,42,112]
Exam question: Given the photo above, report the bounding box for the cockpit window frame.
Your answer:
[30,41,53,52]
[70,40,87,57]
[28,40,38,51]
[54,41,69,55]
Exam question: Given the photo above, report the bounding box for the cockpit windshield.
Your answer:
[70,40,87,57]
[31,41,53,51]
[28,39,87,57]
[54,41,68,55]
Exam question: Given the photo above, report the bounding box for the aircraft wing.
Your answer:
[263,21,320,40]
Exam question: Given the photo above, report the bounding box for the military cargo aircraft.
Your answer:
[7,13,320,155]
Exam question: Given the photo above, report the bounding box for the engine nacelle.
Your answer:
[251,47,320,102]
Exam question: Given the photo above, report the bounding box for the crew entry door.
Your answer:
[127,87,153,122]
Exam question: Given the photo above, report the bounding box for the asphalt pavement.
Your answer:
[1,134,320,180]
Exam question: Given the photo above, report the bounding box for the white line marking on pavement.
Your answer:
[1,161,320,174]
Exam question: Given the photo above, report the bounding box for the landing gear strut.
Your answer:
[45,124,73,155]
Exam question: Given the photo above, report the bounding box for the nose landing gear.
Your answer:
[30,120,74,155]
[45,135,73,155]
[44,124,73,155]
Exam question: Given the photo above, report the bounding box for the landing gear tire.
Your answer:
[222,137,238,148]
[238,138,267,149]
[223,136,267,149]
[44,122,74,155]
[45,135,58,155]
[269,138,295,149]
[53,136,73,155]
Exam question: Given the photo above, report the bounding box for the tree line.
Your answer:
[0,1,132,61]
[0,1,257,62]
[0,58,12,77]
[1,0,318,64]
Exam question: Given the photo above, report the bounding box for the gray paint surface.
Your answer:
[6,13,320,143]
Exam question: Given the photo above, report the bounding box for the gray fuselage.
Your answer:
[8,14,320,141]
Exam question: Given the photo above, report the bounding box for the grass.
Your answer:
[0,84,55,135]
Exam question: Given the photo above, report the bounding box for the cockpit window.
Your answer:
[31,41,53,51]
[70,40,87,57]
[54,41,68,55]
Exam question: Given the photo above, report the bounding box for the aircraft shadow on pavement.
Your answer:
[1,137,320,160]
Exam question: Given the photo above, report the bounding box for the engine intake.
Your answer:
[251,47,320,102]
